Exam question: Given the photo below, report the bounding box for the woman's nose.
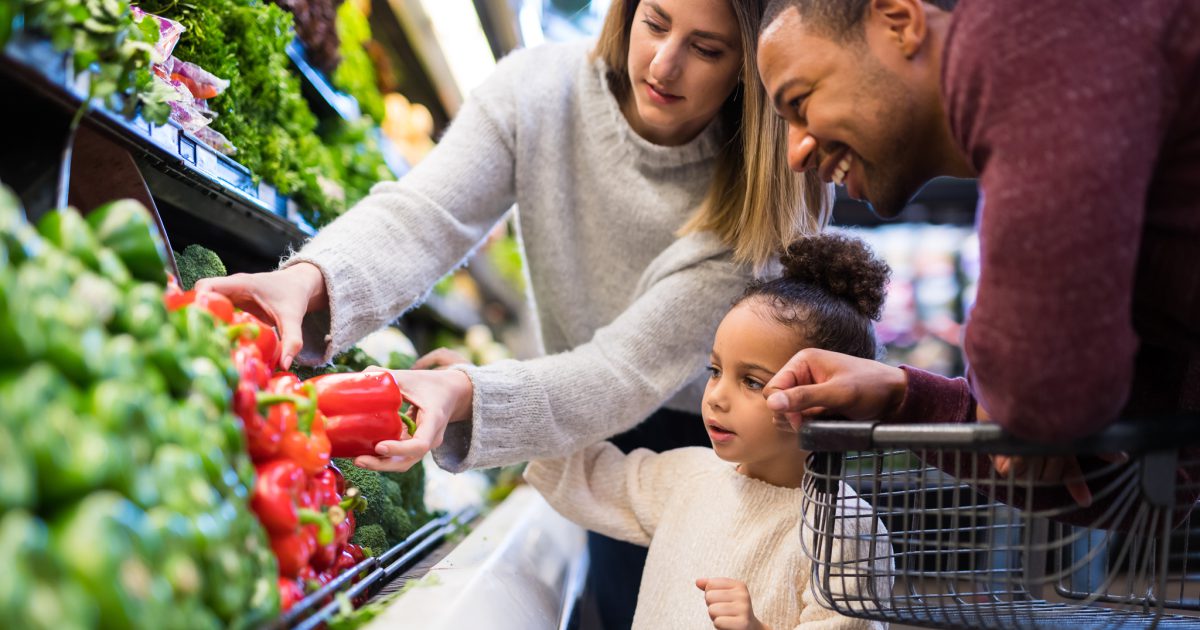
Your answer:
[650,41,684,84]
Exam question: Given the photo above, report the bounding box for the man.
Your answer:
[755,0,1200,505]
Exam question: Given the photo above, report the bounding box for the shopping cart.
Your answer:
[799,417,1200,629]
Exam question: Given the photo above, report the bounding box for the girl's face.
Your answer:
[703,299,807,485]
[624,0,743,146]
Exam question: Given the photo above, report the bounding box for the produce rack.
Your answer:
[0,32,313,266]
[271,505,480,630]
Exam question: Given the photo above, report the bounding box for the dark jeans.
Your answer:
[569,407,710,630]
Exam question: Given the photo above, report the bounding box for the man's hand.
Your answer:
[351,367,474,472]
[695,578,769,630]
[763,348,908,432]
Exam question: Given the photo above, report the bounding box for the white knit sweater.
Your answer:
[526,446,892,630]
[283,41,754,471]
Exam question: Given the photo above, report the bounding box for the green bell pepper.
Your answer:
[37,207,102,271]
[0,424,36,510]
[0,510,99,630]
[51,491,172,630]
[28,403,133,503]
[115,281,167,340]
[86,199,168,284]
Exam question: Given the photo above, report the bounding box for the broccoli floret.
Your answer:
[337,458,407,546]
[174,244,227,290]
[350,524,388,557]
[383,462,428,520]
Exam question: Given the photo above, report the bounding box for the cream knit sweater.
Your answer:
[282,41,754,472]
[526,446,892,630]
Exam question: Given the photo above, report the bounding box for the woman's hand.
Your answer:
[351,367,475,472]
[762,348,907,432]
[412,347,472,370]
[194,262,328,370]
[695,578,769,630]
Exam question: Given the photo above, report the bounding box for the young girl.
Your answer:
[526,233,893,630]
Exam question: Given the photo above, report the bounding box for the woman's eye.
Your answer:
[743,378,764,391]
[694,46,721,59]
[706,365,721,379]
[643,19,667,34]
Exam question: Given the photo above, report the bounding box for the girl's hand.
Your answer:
[351,367,474,472]
[195,262,328,370]
[695,578,769,630]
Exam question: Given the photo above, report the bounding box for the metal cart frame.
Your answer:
[799,417,1200,629]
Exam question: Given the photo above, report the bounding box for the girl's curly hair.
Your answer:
[736,232,891,359]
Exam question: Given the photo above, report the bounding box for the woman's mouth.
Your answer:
[645,81,683,106]
[707,421,736,444]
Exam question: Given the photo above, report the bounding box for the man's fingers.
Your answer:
[1063,457,1092,507]
[1099,451,1129,464]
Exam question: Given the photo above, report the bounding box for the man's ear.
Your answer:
[867,0,927,58]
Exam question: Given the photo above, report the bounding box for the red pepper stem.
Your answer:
[399,411,417,437]
[296,383,319,435]
[298,509,335,546]
[226,323,261,342]
[256,392,306,411]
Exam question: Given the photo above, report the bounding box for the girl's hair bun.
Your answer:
[779,233,890,321]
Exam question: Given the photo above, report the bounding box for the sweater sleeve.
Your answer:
[523,445,701,546]
[434,232,748,471]
[278,50,529,364]
[796,488,891,630]
[944,2,1164,441]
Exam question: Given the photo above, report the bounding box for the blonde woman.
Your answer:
[199,1,827,625]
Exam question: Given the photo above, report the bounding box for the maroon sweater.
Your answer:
[891,0,1200,441]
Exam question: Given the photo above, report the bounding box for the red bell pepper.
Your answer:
[307,372,418,457]
[232,342,270,390]
[194,291,234,323]
[232,310,280,371]
[165,287,194,312]
[272,526,317,579]
[265,374,332,475]
[234,381,284,461]
[307,371,405,416]
[278,577,306,611]
[250,459,332,537]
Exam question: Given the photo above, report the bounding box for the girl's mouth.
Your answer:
[707,421,736,444]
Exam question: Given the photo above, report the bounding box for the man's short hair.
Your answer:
[761,0,958,42]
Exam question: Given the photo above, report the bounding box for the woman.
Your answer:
[199,0,828,626]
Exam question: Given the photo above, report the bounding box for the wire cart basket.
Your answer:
[799,417,1200,629]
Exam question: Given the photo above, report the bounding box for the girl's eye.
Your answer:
[694,46,721,59]
[643,19,667,34]
[706,365,721,379]
[743,378,764,391]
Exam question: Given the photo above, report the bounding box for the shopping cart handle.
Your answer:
[800,415,1200,454]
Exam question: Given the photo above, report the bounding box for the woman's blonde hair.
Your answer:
[593,0,831,271]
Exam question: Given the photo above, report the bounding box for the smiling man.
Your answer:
[756,0,1200,447]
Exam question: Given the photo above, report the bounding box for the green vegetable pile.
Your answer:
[320,117,394,211]
[0,184,278,629]
[135,0,342,226]
[332,0,384,123]
[173,243,226,290]
[17,0,177,124]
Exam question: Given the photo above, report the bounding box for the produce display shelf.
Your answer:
[286,39,362,123]
[1,31,315,259]
[269,505,481,630]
